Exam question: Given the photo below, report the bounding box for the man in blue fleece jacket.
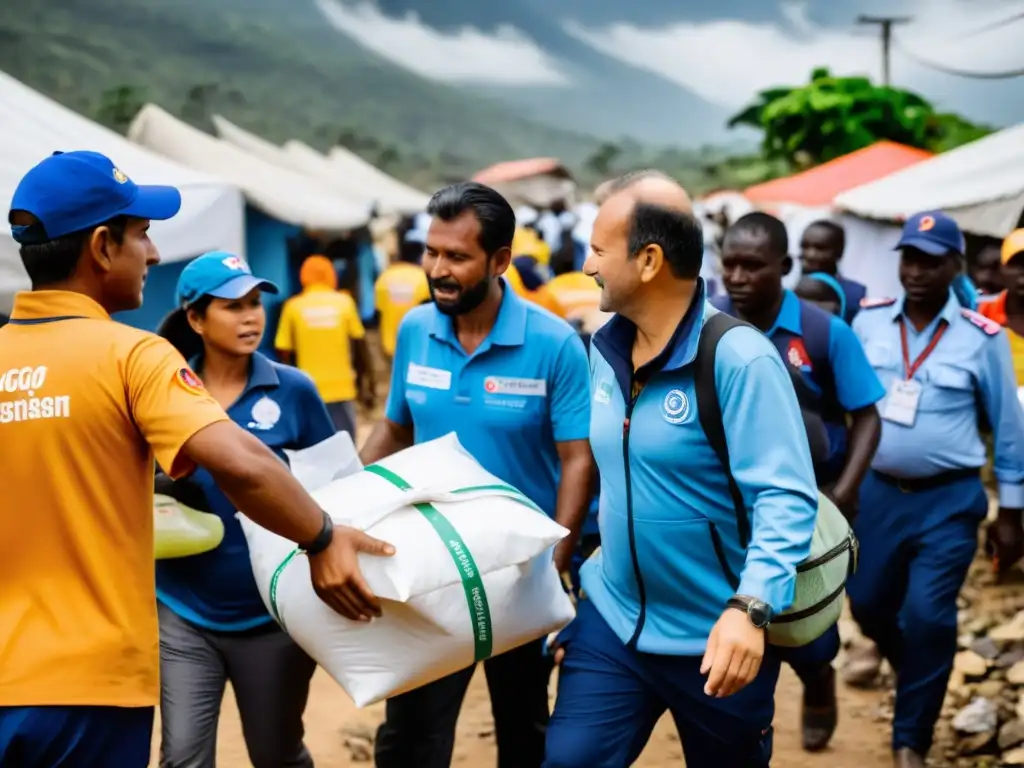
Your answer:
[543,171,818,768]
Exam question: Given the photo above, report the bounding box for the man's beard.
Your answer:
[429,275,492,316]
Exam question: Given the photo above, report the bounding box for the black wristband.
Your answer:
[302,510,334,556]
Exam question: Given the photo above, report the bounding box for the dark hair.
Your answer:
[806,219,846,253]
[157,295,213,361]
[426,181,515,255]
[726,212,789,257]
[604,169,704,279]
[16,215,129,288]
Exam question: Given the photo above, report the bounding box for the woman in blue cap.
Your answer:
[154,251,336,768]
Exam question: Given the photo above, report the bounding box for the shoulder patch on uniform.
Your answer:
[961,308,1002,336]
[859,297,897,309]
[174,367,206,395]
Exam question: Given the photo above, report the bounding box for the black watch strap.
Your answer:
[302,510,334,556]
[726,595,772,629]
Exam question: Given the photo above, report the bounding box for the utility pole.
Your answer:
[857,15,912,86]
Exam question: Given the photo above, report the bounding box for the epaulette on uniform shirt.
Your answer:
[859,297,897,309]
[960,307,1002,336]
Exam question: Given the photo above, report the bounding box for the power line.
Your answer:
[894,38,1024,78]
[857,15,913,85]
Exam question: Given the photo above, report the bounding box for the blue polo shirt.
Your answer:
[385,285,591,516]
[156,352,336,631]
[714,290,884,481]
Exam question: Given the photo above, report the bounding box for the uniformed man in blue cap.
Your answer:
[850,210,1024,768]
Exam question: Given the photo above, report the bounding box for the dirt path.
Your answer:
[148,651,893,767]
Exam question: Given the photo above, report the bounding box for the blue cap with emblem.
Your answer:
[895,210,965,257]
[175,251,280,308]
[9,151,182,244]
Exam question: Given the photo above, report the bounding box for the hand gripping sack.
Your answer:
[153,494,225,560]
[238,432,576,707]
[693,311,858,647]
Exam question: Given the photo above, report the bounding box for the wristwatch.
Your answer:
[726,595,774,629]
[301,510,334,556]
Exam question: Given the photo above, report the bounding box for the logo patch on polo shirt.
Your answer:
[787,339,812,370]
[662,389,691,425]
[483,376,547,396]
[594,381,612,405]
[174,367,206,395]
[248,396,282,431]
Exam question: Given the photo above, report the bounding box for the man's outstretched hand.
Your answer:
[308,526,395,621]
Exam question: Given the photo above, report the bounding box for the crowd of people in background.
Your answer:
[6,148,1024,768]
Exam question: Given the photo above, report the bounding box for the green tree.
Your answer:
[584,142,622,177]
[95,85,146,134]
[729,67,992,168]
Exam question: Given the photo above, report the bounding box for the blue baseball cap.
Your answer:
[895,210,965,257]
[9,151,182,244]
[175,251,280,308]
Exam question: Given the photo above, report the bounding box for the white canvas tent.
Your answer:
[835,123,1024,239]
[0,72,244,314]
[128,105,371,232]
[211,115,428,216]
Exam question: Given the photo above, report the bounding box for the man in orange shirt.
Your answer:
[0,151,394,768]
[978,229,1024,384]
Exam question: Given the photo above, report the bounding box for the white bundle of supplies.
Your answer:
[239,432,576,707]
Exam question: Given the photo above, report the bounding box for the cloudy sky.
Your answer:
[315,0,1024,133]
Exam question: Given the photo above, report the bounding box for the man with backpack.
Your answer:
[542,171,818,768]
[714,212,884,752]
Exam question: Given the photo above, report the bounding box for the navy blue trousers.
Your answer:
[544,599,779,768]
[0,705,153,768]
[847,471,987,754]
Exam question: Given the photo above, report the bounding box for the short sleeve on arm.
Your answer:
[550,333,591,442]
[296,375,338,448]
[274,301,295,351]
[384,321,412,427]
[125,336,230,479]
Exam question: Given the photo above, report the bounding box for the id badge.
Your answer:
[881,379,922,427]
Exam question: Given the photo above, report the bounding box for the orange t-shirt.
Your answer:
[548,272,601,321]
[0,290,229,707]
[979,291,1024,385]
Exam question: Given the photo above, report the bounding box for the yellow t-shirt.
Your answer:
[274,286,365,403]
[375,263,430,358]
[0,290,229,707]
[548,272,601,321]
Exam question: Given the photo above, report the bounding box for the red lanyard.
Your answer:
[899,318,949,380]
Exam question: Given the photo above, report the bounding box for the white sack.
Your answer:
[239,432,576,707]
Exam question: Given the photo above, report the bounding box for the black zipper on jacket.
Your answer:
[623,392,648,649]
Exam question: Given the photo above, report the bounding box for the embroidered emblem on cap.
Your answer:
[174,367,206,395]
[112,167,129,184]
[917,215,935,232]
[662,389,690,425]
[221,255,248,272]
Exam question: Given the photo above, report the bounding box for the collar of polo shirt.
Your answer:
[10,290,111,322]
[189,350,281,395]
[889,288,960,325]
[429,279,529,348]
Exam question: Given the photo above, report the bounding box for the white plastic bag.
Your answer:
[239,432,576,707]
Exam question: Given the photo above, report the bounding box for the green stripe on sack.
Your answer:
[365,464,494,662]
[269,547,299,630]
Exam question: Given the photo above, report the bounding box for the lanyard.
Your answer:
[899,318,949,380]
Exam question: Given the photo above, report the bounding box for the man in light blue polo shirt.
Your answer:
[543,171,817,768]
[360,181,594,768]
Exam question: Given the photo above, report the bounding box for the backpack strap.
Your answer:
[693,311,753,549]
[797,301,844,423]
